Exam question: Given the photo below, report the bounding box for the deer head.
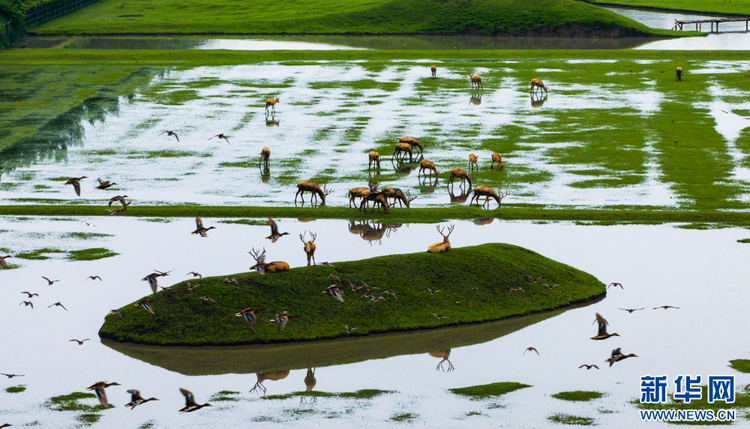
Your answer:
[248,247,266,264]
[436,224,455,242]
[300,231,317,244]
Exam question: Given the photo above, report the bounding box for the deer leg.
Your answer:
[311,252,316,266]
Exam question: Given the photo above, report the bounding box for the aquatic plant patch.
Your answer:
[449,382,532,399]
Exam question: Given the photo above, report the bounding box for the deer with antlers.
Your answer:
[530,78,548,94]
[428,224,455,253]
[468,153,478,171]
[300,231,317,266]
[490,153,504,170]
[249,248,289,274]
[431,64,437,79]
[359,192,389,214]
[470,186,507,209]
[418,159,439,179]
[448,168,472,190]
[392,142,413,161]
[348,187,370,208]
[382,187,417,208]
[470,74,483,90]
[265,97,280,114]
[368,151,381,169]
[295,181,332,205]
[260,147,270,167]
[398,136,424,154]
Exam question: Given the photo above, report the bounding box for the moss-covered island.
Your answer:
[100,243,605,346]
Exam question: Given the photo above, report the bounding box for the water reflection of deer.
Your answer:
[348,221,402,245]
[391,155,423,178]
[448,188,471,204]
[530,93,547,108]
[249,370,290,395]
[429,350,455,372]
[469,93,482,106]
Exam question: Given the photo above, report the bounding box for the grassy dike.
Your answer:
[99,243,605,346]
[584,0,750,16]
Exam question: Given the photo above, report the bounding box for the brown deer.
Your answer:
[265,97,280,114]
[249,370,290,395]
[398,136,424,154]
[348,187,370,208]
[295,181,332,205]
[468,153,478,171]
[428,350,455,372]
[490,153,504,170]
[359,192,389,214]
[300,231,317,266]
[392,142,413,161]
[470,186,507,209]
[530,78,548,94]
[470,74,483,90]
[382,187,417,208]
[427,224,455,253]
[676,66,683,82]
[448,168,472,189]
[248,247,289,275]
[418,159,439,179]
[260,147,270,167]
[431,64,437,79]
[368,151,381,169]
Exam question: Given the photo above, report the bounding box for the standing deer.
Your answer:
[428,350,455,372]
[398,136,424,154]
[490,153,504,170]
[382,187,417,208]
[260,147,270,167]
[448,168,472,189]
[431,64,437,79]
[676,66,683,82]
[468,153,478,171]
[295,181,332,205]
[470,186,507,209]
[265,97,280,114]
[368,151,381,170]
[470,74,483,90]
[392,143,413,161]
[530,78,548,94]
[300,231,317,266]
[418,159,439,179]
[359,192,389,214]
[348,187,370,208]
[249,248,289,274]
[427,224,455,253]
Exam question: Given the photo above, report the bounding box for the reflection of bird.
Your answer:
[125,389,159,410]
[0,255,11,268]
[620,308,644,313]
[579,364,599,370]
[87,381,120,408]
[605,348,638,366]
[527,275,543,283]
[110,309,122,318]
[135,300,155,315]
[179,388,212,413]
[187,271,202,280]
[591,313,619,340]
[159,130,179,142]
[323,285,345,302]
[236,307,266,334]
[433,314,448,319]
[19,301,33,309]
[266,218,289,242]
[42,276,59,285]
[426,287,440,295]
[48,302,67,311]
[65,176,87,196]
[654,305,680,310]
[191,216,215,237]
[608,282,623,289]
[223,277,239,285]
[95,178,116,190]
[87,276,102,281]
[200,296,217,303]
[1,373,23,378]
[209,133,230,145]
[524,347,539,355]
[269,311,300,332]
[21,291,38,298]
[509,286,524,292]
[70,339,89,345]
[343,325,357,333]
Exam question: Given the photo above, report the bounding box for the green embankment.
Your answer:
[584,0,750,16]
[99,243,605,346]
[30,0,679,37]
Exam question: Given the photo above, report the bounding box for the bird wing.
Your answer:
[42,276,50,283]
[60,303,68,311]
[94,388,108,408]
[174,133,179,142]
[278,316,288,332]
[592,365,599,369]
[248,317,257,334]
[268,218,278,234]
[149,278,157,295]
[195,216,204,229]
[73,181,81,196]
[0,259,7,268]
[144,303,155,315]
[180,388,197,406]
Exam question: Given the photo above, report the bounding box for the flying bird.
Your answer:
[160,130,179,142]
[605,348,638,367]
[526,275,543,283]
[426,287,440,295]
[86,276,102,281]
[0,374,24,379]
[343,325,357,333]
[433,314,448,319]
[179,388,212,413]
[48,302,67,311]
[21,292,38,298]
[95,178,116,190]
[42,276,59,285]
[135,300,155,315]
[323,285,345,302]
[608,282,623,289]
[509,286,525,292]
[200,296,217,303]
[591,313,620,340]
[223,277,239,285]
[654,305,680,310]
[191,216,215,237]
[186,271,203,280]
[142,270,172,294]
[70,339,90,345]
[235,307,266,334]
[87,381,120,408]
[579,364,599,370]
[125,389,159,410]
[524,347,539,355]
[269,311,300,333]
[620,308,644,313]
[110,309,122,318]
[19,301,33,309]
[0,255,12,268]
[65,176,87,196]
[208,133,230,145]
[266,218,289,242]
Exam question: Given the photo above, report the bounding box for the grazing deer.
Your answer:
[490,153,504,170]
[300,231,317,266]
[468,153,478,171]
[392,142,413,161]
[431,64,437,79]
[368,151,380,169]
[265,97,280,114]
[359,192,389,214]
[382,187,417,208]
[348,187,370,208]
[295,181,332,205]
[448,168,472,189]
[260,147,270,167]
[676,66,683,82]
[418,159,439,179]
[530,78,548,94]
[469,93,482,106]
[470,186,507,209]
[248,247,289,274]
[398,136,424,154]
[428,350,455,372]
[249,371,290,395]
[470,74,483,90]
[427,224,455,253]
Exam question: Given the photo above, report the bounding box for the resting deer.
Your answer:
[468,153,478,171]
[359,192,389,214]
[470,186,507,209]
[470,74,483,90]
[428,350,455,372]
[530,78,548,94]
[248,247,289,274]
[418,159,439,179]
[398,136,424,154]
[431,64,437,79]
[265,97,280,114]
[427,224,455,253]
[295,181,332,205]
[448,168,472,189]
[348,187,370,208]
[490,153,504,170]
[392,143,413,161]
[368,151,381,170]
[676,66,683,82]
[299,231,317,266]
[382,187,417,208]
[249,370,290,395]
[260,147,270,167]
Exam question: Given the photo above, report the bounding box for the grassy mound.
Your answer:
[450,382,531,398]
[730,359,750,373]
[99,243,604,346]
[551,390,604,401]
[32,0,678,37]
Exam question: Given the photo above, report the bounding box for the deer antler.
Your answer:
[249,381,266,395]
[310,232,317,243]
[323,185,334,196]
[436,225,446,237]
[300,231,307,244]
[406,191,418,203]
[248,247,266,262]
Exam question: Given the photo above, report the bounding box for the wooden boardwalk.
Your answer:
[673,17,750,33]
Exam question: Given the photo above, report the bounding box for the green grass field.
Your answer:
[28,0,680,36]
[585,0,750,16]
